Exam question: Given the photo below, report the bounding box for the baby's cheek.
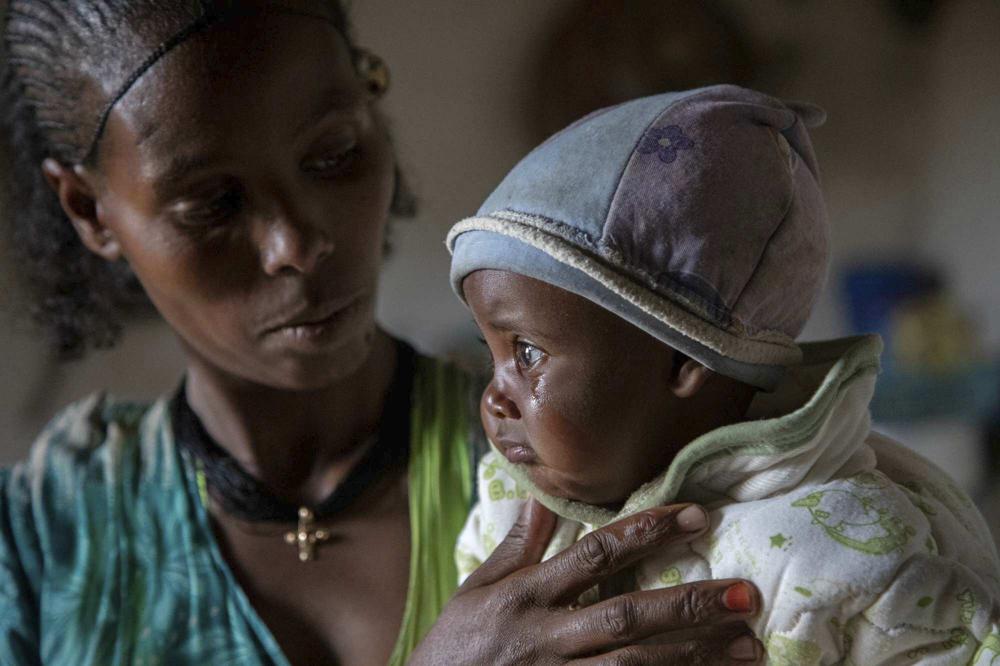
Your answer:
[535,403,590,464]
[532,375,610,471]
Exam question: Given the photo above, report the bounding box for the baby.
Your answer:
[447,85,1000,664]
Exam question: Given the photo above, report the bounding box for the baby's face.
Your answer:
[464,269,687,507]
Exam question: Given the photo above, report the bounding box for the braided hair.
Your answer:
[1,1,411,359]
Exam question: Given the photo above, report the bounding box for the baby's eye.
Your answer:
[514,340,546,369]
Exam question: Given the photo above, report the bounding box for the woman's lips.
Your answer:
[266,294,367,349]
[266,292,363,332]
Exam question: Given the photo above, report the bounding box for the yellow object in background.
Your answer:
[892,294,978,374]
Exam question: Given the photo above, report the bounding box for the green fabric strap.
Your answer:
[387,357,473,665]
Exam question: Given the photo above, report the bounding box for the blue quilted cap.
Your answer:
[447,85,829,390]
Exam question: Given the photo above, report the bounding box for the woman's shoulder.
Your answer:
[33,390,152,446]
[3,391,177,508]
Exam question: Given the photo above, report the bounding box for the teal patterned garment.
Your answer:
[0,356,474,665]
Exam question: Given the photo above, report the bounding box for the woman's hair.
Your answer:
[1,1,413,359]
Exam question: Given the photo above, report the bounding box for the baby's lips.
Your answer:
[495,439,537,464]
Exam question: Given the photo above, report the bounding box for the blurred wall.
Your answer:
[2,0,999,482]
[723,0,1000,350]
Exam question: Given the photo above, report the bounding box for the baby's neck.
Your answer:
[603,382,758,510]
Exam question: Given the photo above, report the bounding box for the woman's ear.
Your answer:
[667,353,712,399]
[41,158,122,262]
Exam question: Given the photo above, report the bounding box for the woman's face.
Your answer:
[89,13,395,390]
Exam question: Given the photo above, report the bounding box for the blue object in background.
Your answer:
[842,262,999,423]
[869,361,1000,422]
[842,263,941,373]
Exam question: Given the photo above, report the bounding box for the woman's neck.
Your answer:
[182,330,400,507]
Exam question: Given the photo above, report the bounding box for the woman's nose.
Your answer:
[257,206,335,276]
[483,382,521,420]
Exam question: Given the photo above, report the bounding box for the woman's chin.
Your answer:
[258,328,378,391]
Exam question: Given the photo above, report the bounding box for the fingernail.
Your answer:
[722,582,754,614]
[676,504,708,532]
[727,635,760,661]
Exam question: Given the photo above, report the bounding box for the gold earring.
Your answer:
[354,49,390,97]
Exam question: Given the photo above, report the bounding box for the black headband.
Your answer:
[82,1,346,163]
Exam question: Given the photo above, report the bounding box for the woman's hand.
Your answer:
[410,500,764,665]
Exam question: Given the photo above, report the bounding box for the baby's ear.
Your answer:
[667,354,712,399]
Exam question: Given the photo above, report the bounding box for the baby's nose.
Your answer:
[483,382,522,420]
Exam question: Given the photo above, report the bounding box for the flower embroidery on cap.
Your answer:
[637,125,694,164]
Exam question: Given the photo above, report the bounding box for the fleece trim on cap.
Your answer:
[448,213,793,388]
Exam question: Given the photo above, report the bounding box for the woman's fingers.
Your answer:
[460,498,558,590]
[525,504,709,606]
[428,501,762,666]
[570,630,764,665]
[549,579,760,657]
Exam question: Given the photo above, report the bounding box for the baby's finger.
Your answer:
[460,498,557,590]
[570,631,764,665]
[525,503,709,606]
[549,579,760,657]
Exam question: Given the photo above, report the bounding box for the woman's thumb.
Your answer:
[461,499,558,589]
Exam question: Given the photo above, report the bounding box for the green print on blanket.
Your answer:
[658,567,682,587]
[791,489,915,555]
[483,458,500,480]
[846,471,890,490]
[483,522,497,554]
[906,587,981,660]
[936,588,981,653]
[958,589,977,627]
[484,459,529,502]
[766,634,822,666]
[487,478,529,502]
[769,533,791,549]
[973,632,1000,665]
[455,548,482,579]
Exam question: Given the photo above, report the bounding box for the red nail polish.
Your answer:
[723,582,754,613]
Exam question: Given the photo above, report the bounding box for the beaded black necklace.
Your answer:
[172,343,415,542]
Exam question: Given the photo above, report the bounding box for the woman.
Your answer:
[0,1,764,664]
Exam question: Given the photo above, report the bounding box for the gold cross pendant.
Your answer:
[284,507,331,562]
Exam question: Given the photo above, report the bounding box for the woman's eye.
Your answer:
[514,341,546,369]
[302,144,360,178]
[175,187,243,227]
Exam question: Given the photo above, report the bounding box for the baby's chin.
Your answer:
[524,463,631,510]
